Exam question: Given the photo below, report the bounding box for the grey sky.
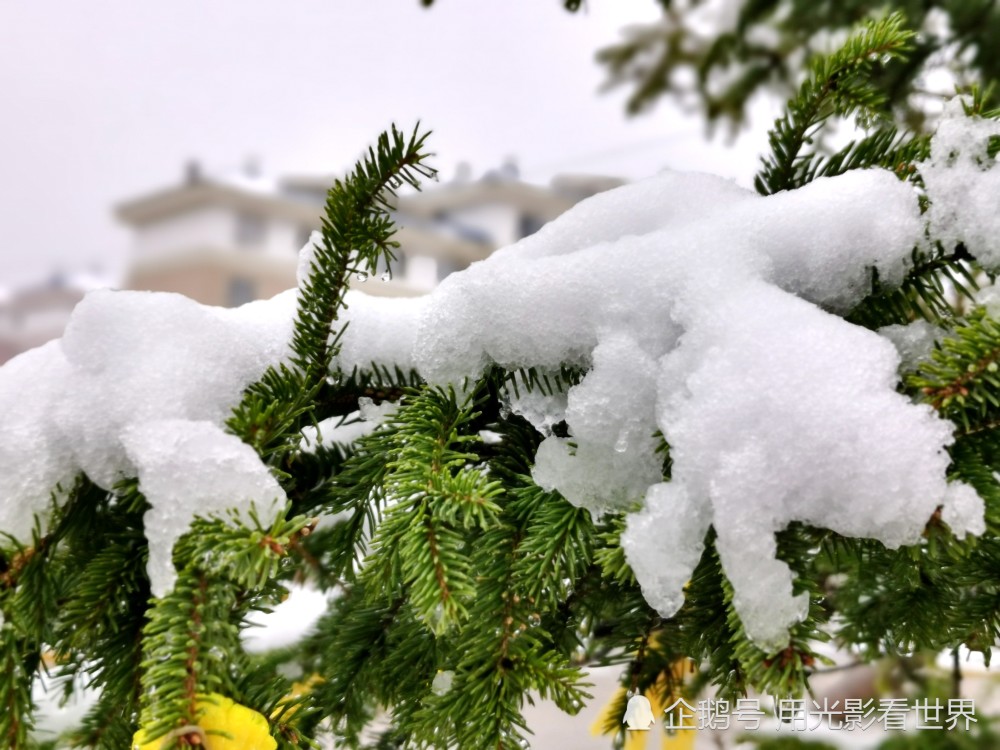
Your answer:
[0,1,768,288]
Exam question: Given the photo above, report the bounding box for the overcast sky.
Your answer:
[0,1,773,288]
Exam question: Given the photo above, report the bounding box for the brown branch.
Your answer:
[0,537,50,591]
[923,346,1000,409]
[957,416,1000,437]
[424,512,451,607]
[180,575,207,745]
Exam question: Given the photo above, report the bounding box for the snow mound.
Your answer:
[123,420,286,597]
[923,98,1000,266]
[326,111,993,647]
[0,289,296,594]
[1,101,995,645]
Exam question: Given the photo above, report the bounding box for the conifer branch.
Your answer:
[227,125,435,472]
[12,24,1000,747]
[292,124,436,377]
[909,310,1000,433]
[0,626,34,750]
[364,385,502,633]
[847,244,978,329]
[138,571,241,746]
[755,13,915,196]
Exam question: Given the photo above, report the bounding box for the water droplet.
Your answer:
[380,271,391,282]
[614,430,629,453]
[355,271,368,282]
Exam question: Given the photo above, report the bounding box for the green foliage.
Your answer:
[596,0,1000,132]
[754,12,916,196]
[363,385,504,634]
[909,311,1000,435]
[226,124,435,476]
[9,15,1000,750]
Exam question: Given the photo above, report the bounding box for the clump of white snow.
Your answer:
[503,382,568,437]
[626,282,960,647]
[358,396,396,424]
[300,399,397,453]
[922,98,1000,265]
[0,288,296,594]
[0,342,77,542]
[879,319,944,371]
[533,333,661,514]
[431,669,455,696]
[326,128,990,648]
[301,415,371,454]
[2,100,997,647]
[335,292,429,374]
[242,582,330,653]
[942,483,986,540]
[122,420,286,598]
[54,289,295,488]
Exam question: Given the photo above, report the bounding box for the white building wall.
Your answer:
[133,208,307,260]
[269,217,309,256]
[133,207,235,258]
[405,255,438,292]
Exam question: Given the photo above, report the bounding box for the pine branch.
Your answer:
[755,13,915,196]
[293,124,436,377]
[227,125,435,476]
[807,126,930,184]
[909,309,1000,433]
[846,244,978,329]
[173,512,317,591]
[0,625,34,750]
[70,691,141,750]
[497,364,584,401]
[138,571,241,746]
[309,587,412,747]
[363,385,502,634]
[403,413,591,749]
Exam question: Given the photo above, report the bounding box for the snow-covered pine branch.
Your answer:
[3,15,1000,747]
[2,99,998,643]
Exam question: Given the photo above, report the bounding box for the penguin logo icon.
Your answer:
[623,694,655,730]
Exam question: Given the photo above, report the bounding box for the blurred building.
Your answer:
[0,272,108,364]
[115,160,623,305]
[0,161,623,363]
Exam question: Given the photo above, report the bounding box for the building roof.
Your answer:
[280,171,626,221]
[116,179,321,227]
[118,162,627,231]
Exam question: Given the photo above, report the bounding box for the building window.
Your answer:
[227,277,257,307]
[518,213,545,239]
[235,212,267,247]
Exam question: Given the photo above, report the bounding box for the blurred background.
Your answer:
[0,0,771,364]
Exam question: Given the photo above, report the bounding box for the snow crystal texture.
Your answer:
[0,289,295,595]
[327,124,991,647]
[2,101,996,644]
[123,420,286,597]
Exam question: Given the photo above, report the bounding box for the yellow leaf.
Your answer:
[591,665,697,750]
[133,693,277,750]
